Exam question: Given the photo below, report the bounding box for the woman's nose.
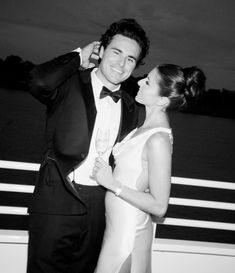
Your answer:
[138,78,144,86]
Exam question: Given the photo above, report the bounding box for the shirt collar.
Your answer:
[91,68,103,101]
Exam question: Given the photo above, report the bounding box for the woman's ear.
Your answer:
[160,96,170,108]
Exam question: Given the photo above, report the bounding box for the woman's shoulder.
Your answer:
[146,129,172,151]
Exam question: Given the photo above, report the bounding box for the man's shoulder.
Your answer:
[121,76,139,98]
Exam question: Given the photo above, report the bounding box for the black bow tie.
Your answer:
[100,86,122,103]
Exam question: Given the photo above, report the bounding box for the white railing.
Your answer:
[0,160,40,171]
[1,160,235,257]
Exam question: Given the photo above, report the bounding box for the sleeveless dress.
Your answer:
[95,127,173,273]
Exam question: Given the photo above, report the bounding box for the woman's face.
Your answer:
[136,67,162,106]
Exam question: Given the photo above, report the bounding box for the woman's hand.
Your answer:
[92,157,117,191]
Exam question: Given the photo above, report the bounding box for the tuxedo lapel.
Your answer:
[79,69,97,139]
[116,90,136,142]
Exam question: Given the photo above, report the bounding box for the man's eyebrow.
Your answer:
[111,47,138,62]
[128,55,138,62]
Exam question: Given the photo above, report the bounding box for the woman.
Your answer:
[93,64,206,273]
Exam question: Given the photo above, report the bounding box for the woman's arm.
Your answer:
[93,132,172,217]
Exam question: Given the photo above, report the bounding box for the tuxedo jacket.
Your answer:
[28,52,145,215]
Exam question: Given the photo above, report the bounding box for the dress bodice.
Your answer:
[112,127,173,190]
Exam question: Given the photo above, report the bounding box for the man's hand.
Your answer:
[81,41,101,69]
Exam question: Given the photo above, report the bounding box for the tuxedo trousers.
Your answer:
[27,184,106,273]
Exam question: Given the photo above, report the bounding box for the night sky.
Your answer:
[0,0,234,90]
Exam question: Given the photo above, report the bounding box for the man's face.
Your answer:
[96,34,141,89]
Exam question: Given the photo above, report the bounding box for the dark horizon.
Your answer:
[1,1,234,91]
[1,53,235,93]
[1,53,235,120]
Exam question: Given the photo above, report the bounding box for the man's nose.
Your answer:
[118,56,125,67]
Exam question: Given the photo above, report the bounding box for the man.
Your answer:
[27,18,149,273]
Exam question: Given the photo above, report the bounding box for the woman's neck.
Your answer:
[141,106,170,129]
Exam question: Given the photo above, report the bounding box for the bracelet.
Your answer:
[115,185,123,197]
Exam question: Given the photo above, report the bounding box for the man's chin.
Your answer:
[109,72,130,85]
[108,77,124,86]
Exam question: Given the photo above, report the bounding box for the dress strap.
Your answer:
[150,127,172,134]
[147,127,173,146]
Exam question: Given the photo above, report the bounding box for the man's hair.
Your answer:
[100,18,150,67]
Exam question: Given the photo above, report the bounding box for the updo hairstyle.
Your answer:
[157,64,206,110]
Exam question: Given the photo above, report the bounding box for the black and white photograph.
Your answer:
[0,1,235,272]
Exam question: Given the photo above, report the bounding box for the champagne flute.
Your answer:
[95,129,110,157]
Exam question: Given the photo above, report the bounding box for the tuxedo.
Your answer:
[27,52,145,273]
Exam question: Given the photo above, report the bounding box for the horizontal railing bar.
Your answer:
[0,184,235,211]
[172,177,235,190]
[170,198,235,210]
[152,238,235,256]
[0,160,40,171]
[1,160,235,188]
[0,229,28,244]
[0,183,34,193]
[0,160,234,190]
[158,217,235,231]
[1,206,235,231]
[0,206,28,215]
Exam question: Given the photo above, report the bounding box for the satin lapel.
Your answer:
[116,90,136,142]
[79,69,97,139]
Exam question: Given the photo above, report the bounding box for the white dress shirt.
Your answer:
[68,68,121,185]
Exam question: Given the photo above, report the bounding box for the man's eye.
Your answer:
[127,58,134,63]
[113,50,119,54]
[146,80,149,85]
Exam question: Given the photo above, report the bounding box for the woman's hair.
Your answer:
[100,18,150,67]
[157,64,206,110]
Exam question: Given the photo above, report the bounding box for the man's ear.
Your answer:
[99,46,104,59]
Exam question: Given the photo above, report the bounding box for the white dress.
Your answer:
[95,127,173,273]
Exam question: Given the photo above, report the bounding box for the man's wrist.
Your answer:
[72,47,83,67]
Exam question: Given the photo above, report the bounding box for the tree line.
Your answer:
[0,55,234,119]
